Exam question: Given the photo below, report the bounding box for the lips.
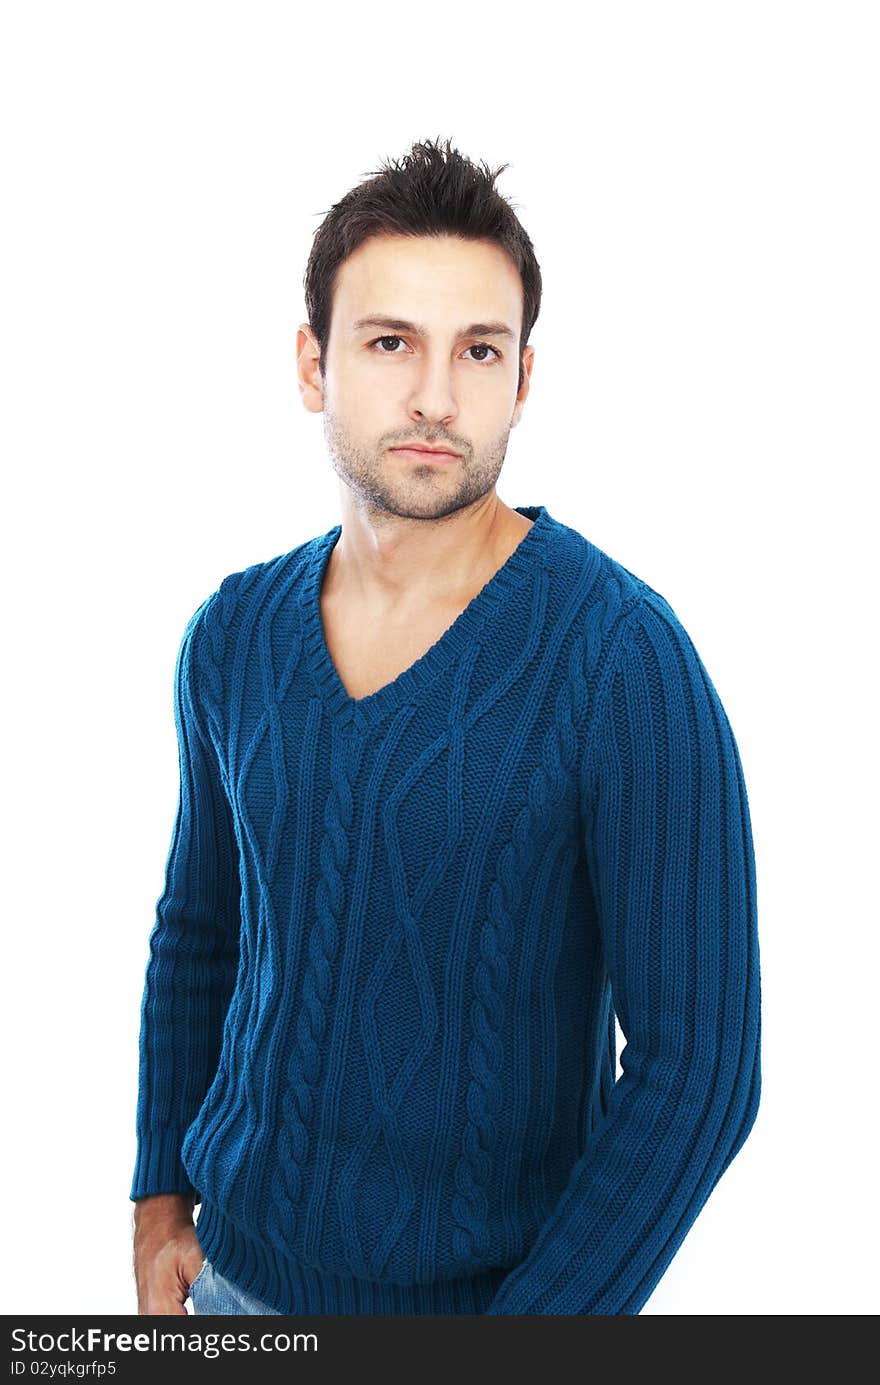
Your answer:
[391,445,460,460]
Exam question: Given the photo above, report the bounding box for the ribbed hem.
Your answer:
[130,1126,197,1201]
[195,1197,509,1315]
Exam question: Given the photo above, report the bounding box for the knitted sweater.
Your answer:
[130,503,761,1315]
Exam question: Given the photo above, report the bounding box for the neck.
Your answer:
[325,492,534,608]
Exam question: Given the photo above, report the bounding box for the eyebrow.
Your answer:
[351,314,517,342]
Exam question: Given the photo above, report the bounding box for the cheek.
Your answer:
[348,369,403,421]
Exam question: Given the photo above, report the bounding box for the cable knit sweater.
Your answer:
[130,503,761,1315]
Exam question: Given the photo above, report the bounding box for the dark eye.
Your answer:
[370,336,406,353]
[464,343,502,364]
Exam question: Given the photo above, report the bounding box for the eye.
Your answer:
[367,336,502,365]
[463,343,502,364]
[369,335,409,354]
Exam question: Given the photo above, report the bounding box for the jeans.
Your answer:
[189,1257,281,1315]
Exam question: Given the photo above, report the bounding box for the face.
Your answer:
[297,233,534,522]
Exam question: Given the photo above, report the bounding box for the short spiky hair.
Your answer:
[303,136,542,393]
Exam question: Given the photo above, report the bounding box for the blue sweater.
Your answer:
[130,503,761,1315]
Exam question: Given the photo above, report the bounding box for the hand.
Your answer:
[133,1192,202,1315]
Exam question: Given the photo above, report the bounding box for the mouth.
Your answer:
[390,445,461,462]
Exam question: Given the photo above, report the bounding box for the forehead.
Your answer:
[333,234,522,330]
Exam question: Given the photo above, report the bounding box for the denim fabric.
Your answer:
[189,1257,281,1315]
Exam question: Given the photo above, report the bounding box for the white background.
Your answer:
[2,0,876,1316]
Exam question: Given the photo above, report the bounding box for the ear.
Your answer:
[297,323,325,414]
[511,344,535,428]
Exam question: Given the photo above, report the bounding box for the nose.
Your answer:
[406,352,458,428]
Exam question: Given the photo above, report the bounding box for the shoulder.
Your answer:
[563,517,680,613]
[579,559,731,764]
[187,533,322,653]
[175,535,319,714]
[550,514,686,669]
[551,516,715,741]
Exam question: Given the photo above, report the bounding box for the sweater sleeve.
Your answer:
[130,595,242,1202]
[485,594,762,1314]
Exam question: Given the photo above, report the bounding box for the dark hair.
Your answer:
[303,136,542,394]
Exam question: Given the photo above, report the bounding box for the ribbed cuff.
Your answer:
[130,1126,199,1202]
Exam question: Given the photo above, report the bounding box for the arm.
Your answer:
[485,595,762,1314]
[130,593,242,1203]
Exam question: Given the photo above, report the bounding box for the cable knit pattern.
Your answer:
[130,504,761,1315]
[450,562,631,1267]
[268,722,361,1257]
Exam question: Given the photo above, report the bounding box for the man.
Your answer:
[131,137,761,1316]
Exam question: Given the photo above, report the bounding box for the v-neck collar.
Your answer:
[297,504,556,733]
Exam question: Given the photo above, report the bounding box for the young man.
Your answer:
[131,137,761,1316]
